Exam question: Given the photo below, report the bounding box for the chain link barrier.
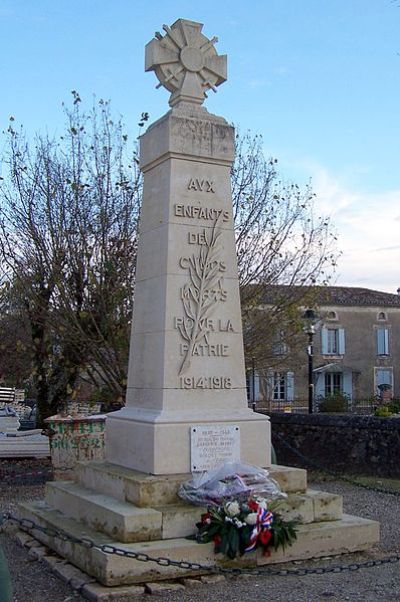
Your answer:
[1,440,400,578]
[1,511,400,578]
[273,432,400,497]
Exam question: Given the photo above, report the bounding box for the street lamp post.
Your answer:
[251,356,256,412]
[303,309,316,414]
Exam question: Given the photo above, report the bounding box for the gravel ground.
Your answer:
[1,462,400,602]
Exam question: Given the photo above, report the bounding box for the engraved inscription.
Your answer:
[188,231,207,245]
[188,178,215,193]
[174,317,235,333]
[179,256,226,273]
[179,343,229,357]
[174,204,229,222]
[181,376,232,389]
[191,425,240,472]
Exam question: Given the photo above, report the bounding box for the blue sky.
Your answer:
[1,0,399,292]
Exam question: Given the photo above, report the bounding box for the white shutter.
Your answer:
[377,329,384,355]
[286,372,294,401]
[343,372,352,400]
[377,329,389,355]
[248,372,260,401]
[321,328,328,354]
[338,329,345,355]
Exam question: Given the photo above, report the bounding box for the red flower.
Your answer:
[214,534,222,546]
[248,500,259,512]
[201,512,211,524]
[259,529,272,547]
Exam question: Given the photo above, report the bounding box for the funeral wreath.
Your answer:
[194,496,297,560]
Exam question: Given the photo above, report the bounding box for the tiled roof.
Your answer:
[258,285,400,308]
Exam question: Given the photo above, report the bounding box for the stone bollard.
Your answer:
[45,414,106,479]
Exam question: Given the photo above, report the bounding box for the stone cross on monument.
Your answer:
[106,18,271,475]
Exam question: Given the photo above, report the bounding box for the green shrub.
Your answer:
[318,393,349,413]
[374,405,394,418]
[387,400,400,414]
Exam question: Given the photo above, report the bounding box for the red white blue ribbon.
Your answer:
[245,506,274,553]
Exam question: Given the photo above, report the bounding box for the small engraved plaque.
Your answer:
[191,424,240,472]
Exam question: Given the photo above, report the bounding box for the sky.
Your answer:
[0,0,399,293]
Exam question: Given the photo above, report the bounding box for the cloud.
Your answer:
[0,7,14,18]
[273,66,289,76]
[374,245,400,252]
[248,78,270,89]
[312,167,400,293]
[293,161,400,293]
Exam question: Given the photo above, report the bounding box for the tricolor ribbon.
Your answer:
[245,506,274,553]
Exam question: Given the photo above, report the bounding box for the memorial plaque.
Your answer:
[191,424,240,472]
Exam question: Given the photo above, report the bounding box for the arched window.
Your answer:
[326,311,338,321]
[377,311,387,321]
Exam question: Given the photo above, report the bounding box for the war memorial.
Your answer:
[18,19,379,587]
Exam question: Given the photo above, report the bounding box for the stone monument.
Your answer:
[18,20,379,588]
[105,18,271,475]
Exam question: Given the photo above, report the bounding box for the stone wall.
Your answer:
[266,412,400,477]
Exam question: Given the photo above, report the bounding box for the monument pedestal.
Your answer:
[18,461,380,586]
[106,407,270,474]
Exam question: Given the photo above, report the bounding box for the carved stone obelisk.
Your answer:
[106,18,270,474]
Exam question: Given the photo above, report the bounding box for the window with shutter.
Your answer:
[270,372,295,401]
[322,328,345,355]
[273,372,286,401]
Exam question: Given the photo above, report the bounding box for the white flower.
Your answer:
[225,501,240,517]
[245,512,258,526]
[225,516,233,523]
[256,498,267,510]
[233,518,245,528]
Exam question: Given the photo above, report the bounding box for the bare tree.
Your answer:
[0,94,142,422]
[0,106,338,421]
[231,132,339,371]
[0,282,32,388]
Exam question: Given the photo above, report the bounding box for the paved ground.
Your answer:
[1,463,400,601]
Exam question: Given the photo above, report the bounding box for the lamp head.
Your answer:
[303,309,316,322]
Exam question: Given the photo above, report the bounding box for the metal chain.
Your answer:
[273,432,400,497]
[1,511,400,578]
[1,441,399,576]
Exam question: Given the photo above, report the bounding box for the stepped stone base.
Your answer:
[18,501,379,586]
[16,462,379,586]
